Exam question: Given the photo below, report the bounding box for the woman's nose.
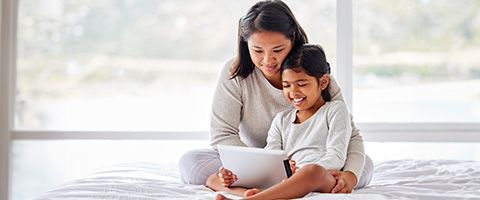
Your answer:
[263,52,274,63]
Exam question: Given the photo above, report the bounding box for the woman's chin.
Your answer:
[261,68,280,77]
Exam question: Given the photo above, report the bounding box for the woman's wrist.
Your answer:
[345,171,358,186]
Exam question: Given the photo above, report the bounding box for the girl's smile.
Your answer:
[292,96,306,106]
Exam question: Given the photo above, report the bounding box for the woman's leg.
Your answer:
[242,164,336,200]
[178,149,222,185]
[355,155,374,189]
[179,149,251,196]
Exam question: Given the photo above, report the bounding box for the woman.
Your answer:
[179,0,373,193]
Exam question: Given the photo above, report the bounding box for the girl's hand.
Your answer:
[218,166,237,187]
[289,160,297,174]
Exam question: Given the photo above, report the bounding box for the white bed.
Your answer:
[36,159,480,200]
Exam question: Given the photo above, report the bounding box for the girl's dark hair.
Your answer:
[230,0,308,79]
[281,44,331,101]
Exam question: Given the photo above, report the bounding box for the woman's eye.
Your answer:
[273,49,283,53]
[282,84,290,88]
[254,50,263,53]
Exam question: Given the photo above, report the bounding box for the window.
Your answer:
[16,0,238,131]
[353,0,480,123]
[15,0,336,131]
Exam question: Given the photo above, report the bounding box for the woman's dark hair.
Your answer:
[281,44,331,101]
[230,0,308,79]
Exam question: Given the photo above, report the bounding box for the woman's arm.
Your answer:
[341,119,366,181]
[210,59,247,147]
[328,78,366,181]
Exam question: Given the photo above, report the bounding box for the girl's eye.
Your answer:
[298,82,307,86]
[273,49,284,53]
[254,50,263,53]
[282,84,290,88]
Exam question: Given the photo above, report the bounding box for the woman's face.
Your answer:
[247,31,293,81]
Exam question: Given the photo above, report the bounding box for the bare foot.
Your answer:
[244,188,261,197]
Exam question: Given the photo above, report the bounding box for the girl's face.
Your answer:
[247,31,292,81]
[281,68,329,113]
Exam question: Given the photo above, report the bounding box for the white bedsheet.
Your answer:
[36,160,480,200]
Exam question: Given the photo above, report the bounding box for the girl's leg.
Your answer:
[206,173,249,197]
[245,164,336,200]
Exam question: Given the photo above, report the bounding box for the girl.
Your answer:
[179,0,373,193]
[212,44,353,200]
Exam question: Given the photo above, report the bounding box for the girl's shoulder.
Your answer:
[327,100,347,108]
[324,100,348,112]
[324,100,349,118]
[274,109,296,122]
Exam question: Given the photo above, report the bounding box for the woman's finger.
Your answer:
[339,187,351,194]
[328,170,340,177]
[331,181,345,193]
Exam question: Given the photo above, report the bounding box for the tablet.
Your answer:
[217,145,289,189]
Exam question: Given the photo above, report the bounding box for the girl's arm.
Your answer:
[328,78,366,180]
[210,59,247,147]
[264,112,284,150]
[314,101,352,170]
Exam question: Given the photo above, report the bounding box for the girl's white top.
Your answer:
[265,101,352,170]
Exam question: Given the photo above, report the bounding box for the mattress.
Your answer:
[36,159,480,200]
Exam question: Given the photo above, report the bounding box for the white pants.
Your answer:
[178,148,373,188]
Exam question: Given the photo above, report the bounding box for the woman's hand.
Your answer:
[218,167,237,187]
[289,160,297,175]
[328,170,357,193]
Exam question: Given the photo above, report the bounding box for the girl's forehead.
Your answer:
[282,68,313,80]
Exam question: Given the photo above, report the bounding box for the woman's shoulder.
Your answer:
[215,58,246,92]
[218,57,235,80]
[218,57,253,83]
